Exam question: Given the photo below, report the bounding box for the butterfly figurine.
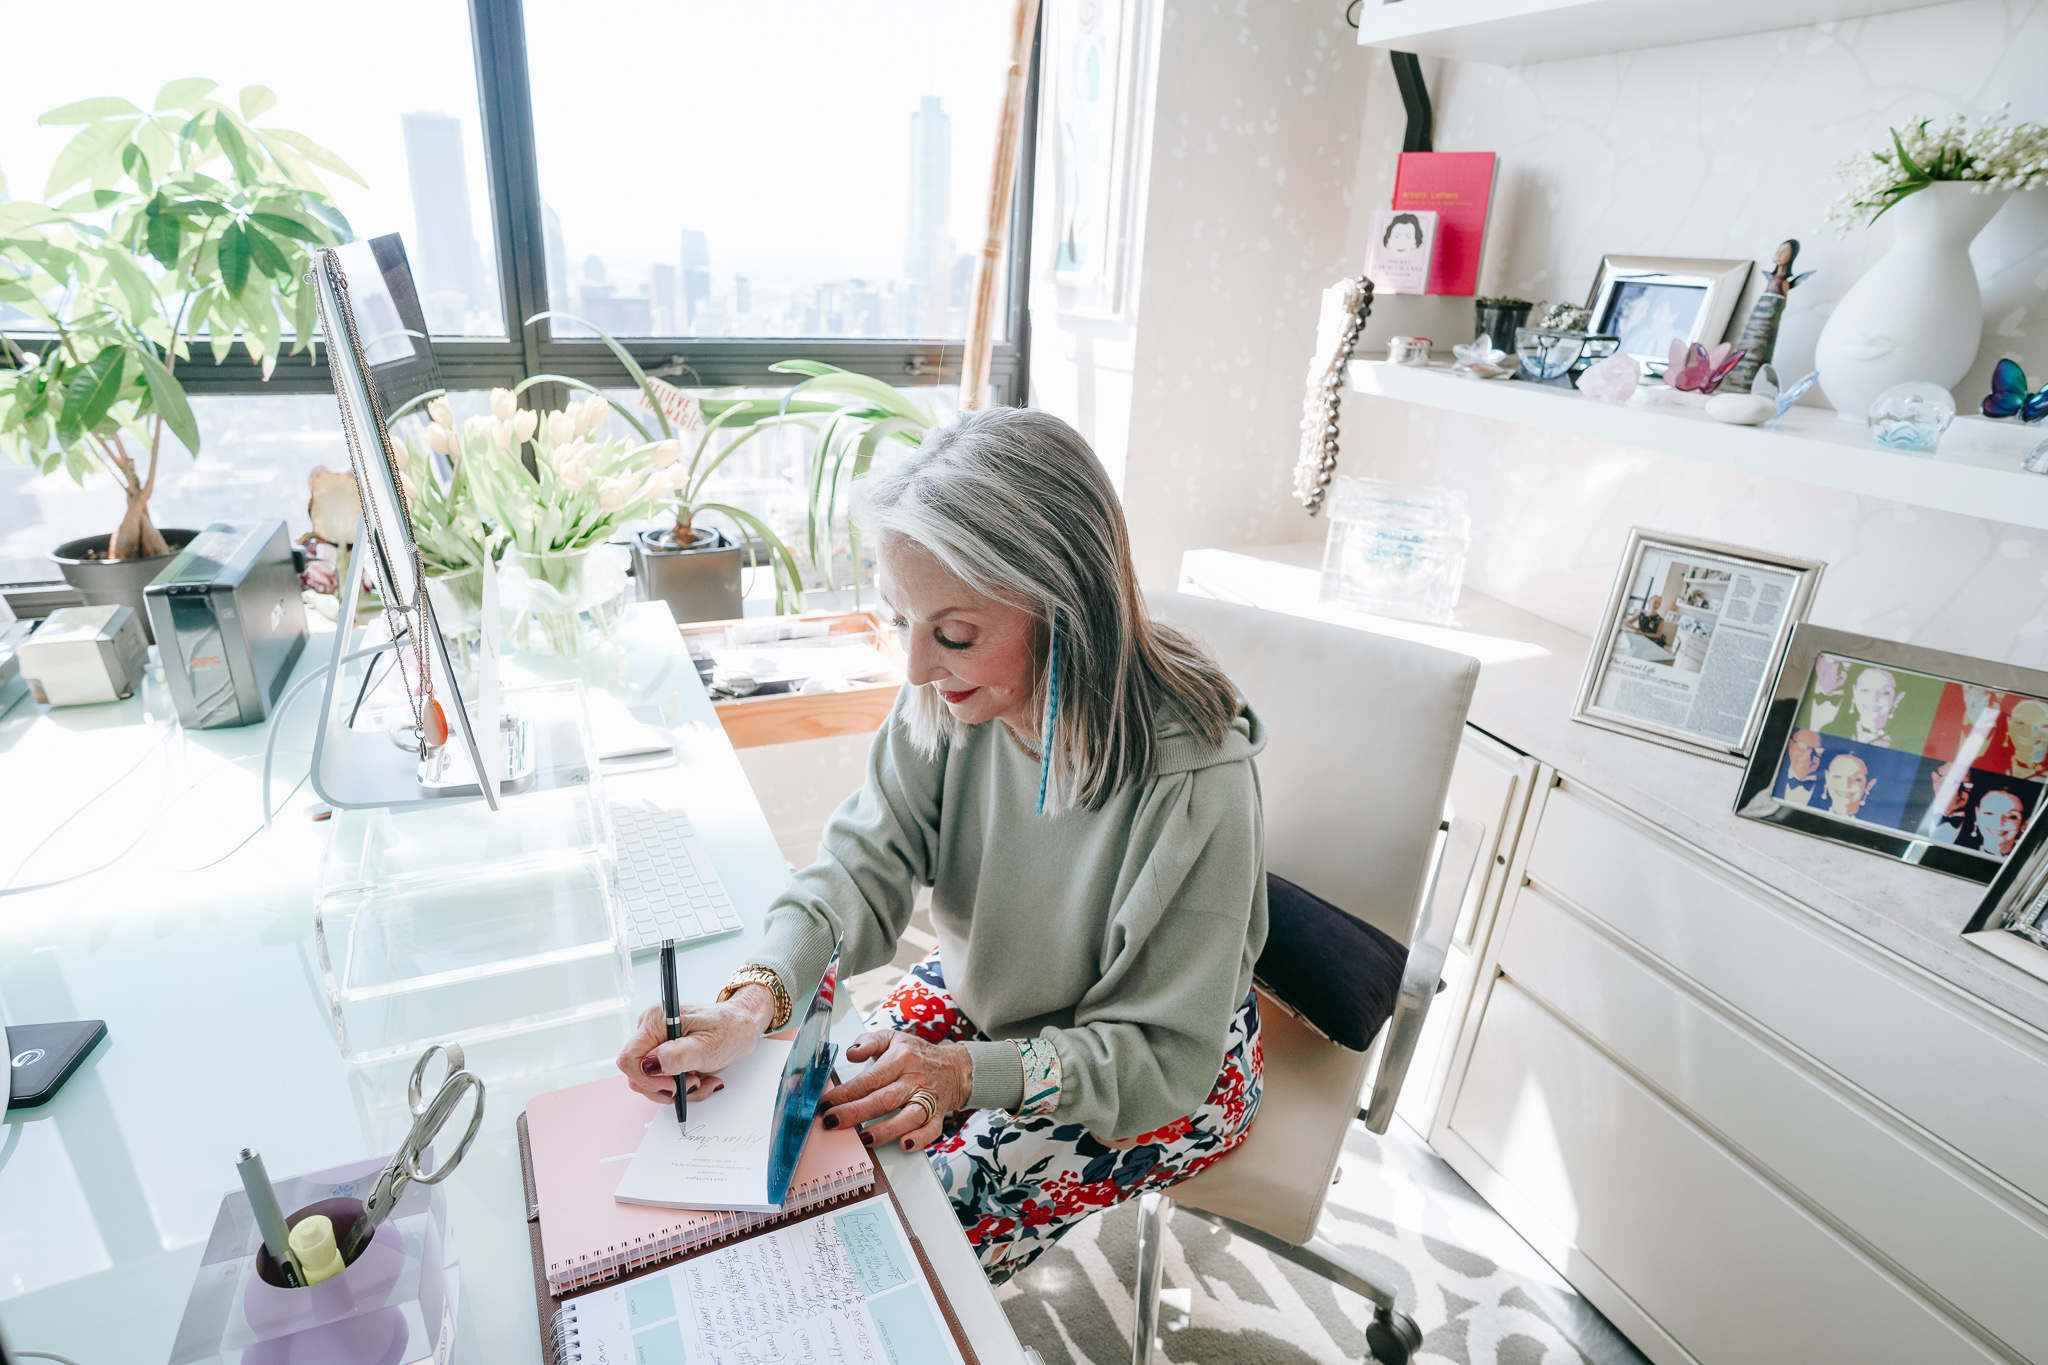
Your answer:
[1752,368,1819,423]
[1981,358,2048,423]
[1666,340,1747,394]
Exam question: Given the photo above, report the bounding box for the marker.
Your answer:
[237,1148,303,1287]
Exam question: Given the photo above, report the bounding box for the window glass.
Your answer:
[0,1,502,338]
[523,1,1017,340]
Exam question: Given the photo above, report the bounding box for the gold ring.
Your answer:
[908,1088,940,1128]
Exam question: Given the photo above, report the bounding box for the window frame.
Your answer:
[40,0,1040,405]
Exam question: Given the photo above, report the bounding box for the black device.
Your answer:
[145,520,309,729]
[6,1019,107,1110]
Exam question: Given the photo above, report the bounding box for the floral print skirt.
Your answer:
[869,947,1263,1283]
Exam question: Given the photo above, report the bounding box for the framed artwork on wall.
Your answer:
[1734,625,2048,884]
[1586,256,1753,367]
[1574,528,1824,764]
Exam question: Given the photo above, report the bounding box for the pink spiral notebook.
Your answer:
[524,1074,874,1295]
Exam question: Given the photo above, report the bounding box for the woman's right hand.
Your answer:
[616,984,777,1104]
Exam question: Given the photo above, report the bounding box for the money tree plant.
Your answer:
[0,78,358,560]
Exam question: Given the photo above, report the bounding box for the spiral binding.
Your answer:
[547,1165,873,1295]
[549,1304,583,1362]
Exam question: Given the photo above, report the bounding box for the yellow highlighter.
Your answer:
[288,1214,348,1285]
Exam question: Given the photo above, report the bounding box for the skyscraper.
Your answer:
[400,112,486,335]
[905,96,951,337]
[680,230,710,329]
[542,200,569,318]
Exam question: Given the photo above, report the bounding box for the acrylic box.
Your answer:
[315,680,631,1063]
[1319,476,1472,625]
[168,1155,457,1365]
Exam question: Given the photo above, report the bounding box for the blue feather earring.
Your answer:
[1035,610,1061,818]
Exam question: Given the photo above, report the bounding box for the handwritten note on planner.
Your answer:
[613,1037,795,1212]
[556,1195,963,1365]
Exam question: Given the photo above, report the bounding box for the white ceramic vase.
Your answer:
[1815,181,2011,422]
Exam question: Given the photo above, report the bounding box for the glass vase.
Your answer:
[498,545,628,656]
[425,564,487,678]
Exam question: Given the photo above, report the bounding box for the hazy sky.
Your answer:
[0,1,1014,298]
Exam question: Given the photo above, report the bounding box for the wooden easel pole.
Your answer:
[959,0,1042,410]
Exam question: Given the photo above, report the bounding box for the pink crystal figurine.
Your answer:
[1665,340,1747,394]
[1578,354,1638,403]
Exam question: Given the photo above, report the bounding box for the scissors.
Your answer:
[340,1042,486,1265]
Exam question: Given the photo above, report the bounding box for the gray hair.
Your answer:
[854,407,1238,813]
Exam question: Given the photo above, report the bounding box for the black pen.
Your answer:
[661,937,685,1125]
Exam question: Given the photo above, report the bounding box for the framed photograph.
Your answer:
[1735,625,2048,884]
[1586,256,1753,367]
[1574,529,1823,763]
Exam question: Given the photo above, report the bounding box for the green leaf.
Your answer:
[45,119,140,198]
[239,85,277,121]
[121,142,153,194]
[145,199,183,267]
[91,246,160,318]
[133,347,198,456]
[155,78,218,113]
[218,221,251,296]
[39,97,144,125]
[772,361,930,423]
[56,345,126,443]
[263,128,367,188]
[696,502,806,615]
[291,277,317,354]
[136,118,177,174]
[55,188,126,214]
[299,195,352,243]
[243,224,291,280]
[212,112,259,186]
[249,210,325,244]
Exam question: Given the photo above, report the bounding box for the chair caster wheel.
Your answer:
[1366,1306,1422,1364]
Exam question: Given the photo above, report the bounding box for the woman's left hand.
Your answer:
[820,1031,973,1152]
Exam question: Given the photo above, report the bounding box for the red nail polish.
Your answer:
[860,1131,874,1147]
[641,1057,662,1075]
[902,1139,915,1151]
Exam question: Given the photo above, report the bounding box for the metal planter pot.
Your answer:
[52,529,200,645]
[633,527,744,625]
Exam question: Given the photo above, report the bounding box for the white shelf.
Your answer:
[1351,0,1942,65]
[1347,360,2048,530]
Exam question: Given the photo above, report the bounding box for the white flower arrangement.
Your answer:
[1828,107,2048,232]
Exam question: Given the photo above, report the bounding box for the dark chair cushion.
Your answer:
[1254,873,1408,1052]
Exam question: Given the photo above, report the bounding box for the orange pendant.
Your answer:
[423,696,449,747]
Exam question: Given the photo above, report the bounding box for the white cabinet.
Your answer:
[1432,777,2048,1365]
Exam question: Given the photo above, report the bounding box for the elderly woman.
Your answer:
[619,407,1267,1281]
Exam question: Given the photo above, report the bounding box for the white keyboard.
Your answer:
[610,799,743,954]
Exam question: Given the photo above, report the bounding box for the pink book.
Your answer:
[524,1074,874,1295]
[1391,151,1497,297]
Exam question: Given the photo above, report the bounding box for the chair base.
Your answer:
[1129,1194,1424,1365]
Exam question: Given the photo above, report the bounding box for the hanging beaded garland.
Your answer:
[1292,275,1375,516]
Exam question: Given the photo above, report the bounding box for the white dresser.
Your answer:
[1180,544,2048,1365]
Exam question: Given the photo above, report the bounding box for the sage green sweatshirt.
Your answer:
[749,687,1268,1141]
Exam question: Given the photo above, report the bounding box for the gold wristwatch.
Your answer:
[718,966,793,1032]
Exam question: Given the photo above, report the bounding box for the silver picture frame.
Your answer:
[1964,805,2048,984]
[1573,528,1823,764]
[1734,624,2048,885]
[1585,255,1753,366]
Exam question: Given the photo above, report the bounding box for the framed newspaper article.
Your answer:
[1573,529,1823,764]
[1736,625,2048,884]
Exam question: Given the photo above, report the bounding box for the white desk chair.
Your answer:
[1142,592,1483,1365]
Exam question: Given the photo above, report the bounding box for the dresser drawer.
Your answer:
[1448,978,2002,1365]
[1501,885,2048,1361]
[1526,782,2048,1207]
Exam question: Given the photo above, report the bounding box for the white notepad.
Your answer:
[548,1194,965,1365]
[612,1037,797,1213]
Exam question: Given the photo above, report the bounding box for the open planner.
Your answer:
[546,1194,967,1365]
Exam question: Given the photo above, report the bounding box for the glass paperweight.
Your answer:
[2024,435,2048,475]
[1515,327,1585,381]
[1319,475,1472,625]
[314,680,630,1062]
[1866,381,1956,452]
